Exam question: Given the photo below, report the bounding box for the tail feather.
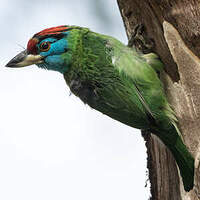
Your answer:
[152,125,194,191]
[170,136,194,191]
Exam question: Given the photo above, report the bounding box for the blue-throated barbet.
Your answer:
[6,25,194,191]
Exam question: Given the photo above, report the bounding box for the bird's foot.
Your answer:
[128,24,154,54]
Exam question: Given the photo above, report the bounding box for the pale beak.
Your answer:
[6,50,43,68]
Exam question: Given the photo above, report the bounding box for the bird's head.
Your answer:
[6,26,75,74]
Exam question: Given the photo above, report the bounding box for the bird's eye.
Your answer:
[40,42,51,52]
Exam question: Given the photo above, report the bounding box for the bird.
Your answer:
[6,25,194,191]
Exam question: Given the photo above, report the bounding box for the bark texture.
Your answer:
[117,1,200,199]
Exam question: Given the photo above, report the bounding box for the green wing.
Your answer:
[107,36,173,127]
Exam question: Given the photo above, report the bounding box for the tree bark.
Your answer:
[117,1,200,199]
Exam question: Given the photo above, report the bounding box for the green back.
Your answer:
[64,28,175,130]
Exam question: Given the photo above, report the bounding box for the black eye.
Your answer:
[40,42,51,52]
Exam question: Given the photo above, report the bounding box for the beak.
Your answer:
[6,50,43,68]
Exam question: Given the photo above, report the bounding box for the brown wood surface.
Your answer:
[117,0,200,199]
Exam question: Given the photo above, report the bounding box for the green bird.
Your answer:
[6,25,194,191]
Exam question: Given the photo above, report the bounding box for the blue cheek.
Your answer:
[44,55,66,73]
[37,37,69,73]
[39,38,68,57]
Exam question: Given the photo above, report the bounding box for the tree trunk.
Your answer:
[117,1,200,199]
